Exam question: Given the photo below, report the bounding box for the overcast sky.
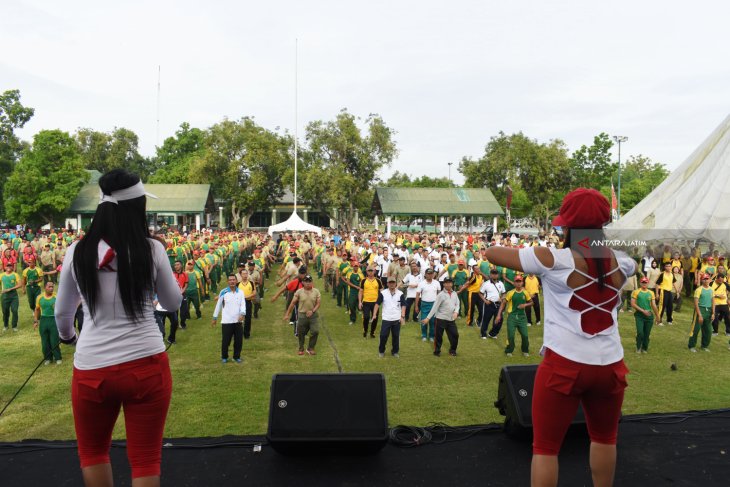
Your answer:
[3,0,730,184]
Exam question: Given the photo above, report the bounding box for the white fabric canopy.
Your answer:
[606,114,730,247]
[267,211,322,236]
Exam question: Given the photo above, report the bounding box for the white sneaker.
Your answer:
[522,352,530,357]
[43,360,51,365]
[422,337,427,342]
[527,323,532,327]
[536,321,541,326]
[12,328,17,332]
[378,353,385,358]
[505,353,513,357]
[56,360,62,365]
[429,338,434,342]
[668,321,673,326]
[481,336,487,340]
[636,349,642,354]
[657,322,664,327]
[690,348,697,353]
[702,348,710,352]
[393,353,400,358]
[712,333,719,336]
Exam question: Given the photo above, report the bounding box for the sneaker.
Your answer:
[306,349,316,356]
[433,351,441,357]
[449,351,457,357]
[234,358,242,363]
[429,338,434,342]
[167,339,176,345]
[363,332,367,338]
[488,334,498,339]
[636,349,642,354]
[12,328,17,332]
[289,321,295,326]
[2,328,6,333]
[657,322,664,327]
[392,353,400,358]
[522,352,529,357]
[713,333,719,336]
[536,321,541,326]
[180,324,187,330]
[689,348,697,353]
[349,321,354,325]
[527,323,532,327]
[422,337,427,342]
[481,336,487,340]
[370,333,375,338]
[43,360,51,366]
[667,321,673,326]
[619,309,624,313]
[506,353,513,357]
[56,360,62,365]
[641,349,648,354]
[702,348,710,352]
[221,358,228,363]
[378,352,385,358]
[298,350,305,355]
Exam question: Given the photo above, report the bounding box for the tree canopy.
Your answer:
[0,89,34,219]
[4,130,88,227]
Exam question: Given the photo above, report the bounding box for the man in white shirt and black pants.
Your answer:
[422,277,461,356]
[373,276,406,358]
[480,269,505,339]
[211,274,247,363]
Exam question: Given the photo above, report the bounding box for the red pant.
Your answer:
[72,352,172,478]
[532,348,628,455]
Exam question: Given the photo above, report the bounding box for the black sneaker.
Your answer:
[167,339,176,345]
[433,351,441,357]
[449,351,457,357]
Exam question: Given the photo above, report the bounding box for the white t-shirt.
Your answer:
[403,273,422,299]
[417,279,441,302]
[55,239,182,370]
[480,279,505,302]
[519,247,635,365]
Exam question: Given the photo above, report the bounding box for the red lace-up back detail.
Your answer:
[568,257,622,335]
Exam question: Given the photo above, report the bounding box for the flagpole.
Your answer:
[294,39,298,215]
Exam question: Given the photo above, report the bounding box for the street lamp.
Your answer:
[219,206,224,229]
[448,162,453,184]
[612,135,628,218]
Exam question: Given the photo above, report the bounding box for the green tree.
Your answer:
[0,90,35,218]
[569,132,615,189]
[4,130,88,227]
[149,122,206,183]
[76,127,154,180]
[459,132,571,228]
[600,154,669,215]
[188,118,292,229]
[383,171,454,188]
[300,109,397,230]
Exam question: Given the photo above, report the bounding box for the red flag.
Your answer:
[506,185,513,211]
[611,183,618,221]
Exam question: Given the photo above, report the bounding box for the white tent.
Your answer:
[267,211,322,236]
[606,114,730,247]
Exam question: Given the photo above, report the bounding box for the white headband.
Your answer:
[99,181,158,205]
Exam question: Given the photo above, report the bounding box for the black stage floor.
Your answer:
[4,410,730,486]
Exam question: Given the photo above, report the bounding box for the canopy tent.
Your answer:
[267,211,322,236]
[606,114,730,247]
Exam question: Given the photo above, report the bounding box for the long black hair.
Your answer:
[73,169,154,321]
[563,227,611,290]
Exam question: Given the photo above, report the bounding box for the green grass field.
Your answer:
[1,270,730,442]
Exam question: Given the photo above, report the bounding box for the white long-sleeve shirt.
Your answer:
[213,287,247,323]
[55,239,182,370]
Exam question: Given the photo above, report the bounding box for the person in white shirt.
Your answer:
[375,248,392,287]
[415,268,441,342]
[373,276,406,357]
[402,264,422,322]
[211,274,247,363]
[485,188,634,487]
[480,269,505,339]
[422,277,460,356]
[54,170,182,487]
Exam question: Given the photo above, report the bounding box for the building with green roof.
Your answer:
[68,171,214,231]
[372,187,504,233]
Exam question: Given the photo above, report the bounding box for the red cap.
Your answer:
[640,277,649,283]
[514,275,524,282]
[457,259,465,265]
[551,188,610,229]
[702,273,712,280]
[707,256,715,262]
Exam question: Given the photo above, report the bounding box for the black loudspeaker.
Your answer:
[494,364,585,437]
[267,373,389,454]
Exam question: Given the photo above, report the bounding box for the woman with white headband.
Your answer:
[55,169,182,487]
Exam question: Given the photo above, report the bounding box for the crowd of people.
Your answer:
[3,223,730,364]
[2,174,730,487]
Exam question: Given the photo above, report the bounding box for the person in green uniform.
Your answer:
[345,260,364,325]
[336,257,352,308]
[182,260,203,325]
[1,262,22,332]
[503,266,518,293]
[22,257,44,312]
[631,277,659,353]
[34,281,62,364]
[689,273,714,352]
[450,259,470,317]
[496,275,532,357]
